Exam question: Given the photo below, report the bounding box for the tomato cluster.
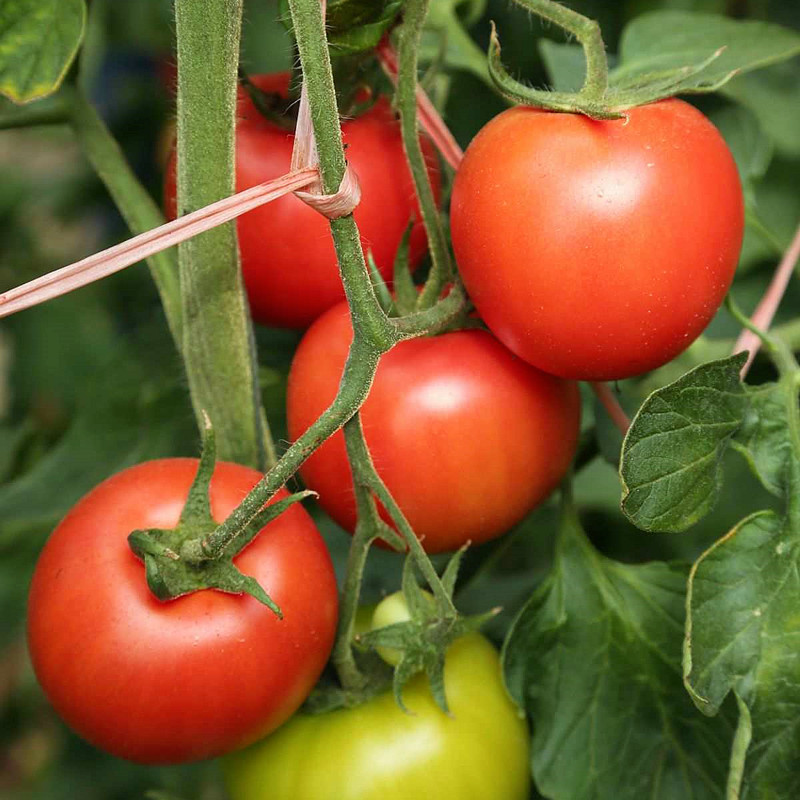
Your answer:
[29,45,745,798]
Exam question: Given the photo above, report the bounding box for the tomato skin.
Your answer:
[164,74,441,329]
[450,99,744,381]
[223,632,530,800]
[27,459,339,764]
[286,301,580,553]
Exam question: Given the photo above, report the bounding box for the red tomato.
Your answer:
[286,302,581,553]
[450,99,744,381]
[27,459,338,764]
[164,73,441,329]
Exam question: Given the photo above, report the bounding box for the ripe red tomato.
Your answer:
[450,99,744,381]
[27,459,339,764]
[164,73,441,328]
[287,301,581,553]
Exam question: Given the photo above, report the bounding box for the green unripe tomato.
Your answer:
[223,608,530,800]
[370,589,435,666]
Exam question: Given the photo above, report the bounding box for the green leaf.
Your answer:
[0,0,86,103]
[684,502,800,796]
[538,40,585,94]
[503,506,735,799]
[731,381,793,498]
[612,12,800,97]
[279,0,402,56]
[620,354,748,533]
[0,379,194,549]
[708,104,773,186]
[722,59,800,159]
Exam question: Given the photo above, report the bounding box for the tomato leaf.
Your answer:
[503,504,735,799]
[721,59,800,159]
[0,0,86,103]
[731,381,793,498]
[0,383,194,550]
[708,104,773,188]
[537,41,586,94]
[612,12,800,99]
[619,354,748,533]
[684,483,800,795]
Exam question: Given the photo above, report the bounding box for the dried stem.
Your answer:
[733,220,800,378]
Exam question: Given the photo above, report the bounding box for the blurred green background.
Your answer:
[1,0,798,797]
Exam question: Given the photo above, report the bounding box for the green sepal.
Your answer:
[237,68,296,130]
[487,23,623,120]
[279,0,403,57]
[392,223,417,316]
[178,416,216,529]
[129,525,282,616]
[219,489,317,559]
[125,419,299,615]
[366,251,394,315]
[360,553,498,713]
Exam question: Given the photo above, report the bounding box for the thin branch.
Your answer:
[733,219,800,378]
[590,381,630,434]
[377,38,464,171]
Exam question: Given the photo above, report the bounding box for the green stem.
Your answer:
[0,95,70,129]
[202,338,383,555]
[331,416,385,690]
[182,0,467,563]
[724,294,780,359]
[488,1,619,118]
[394,0,454,308]
[67,89,182,345]
[512,0,608,99]
[288,0,394,346]
[343,416,454,616]
[174,0,270,470]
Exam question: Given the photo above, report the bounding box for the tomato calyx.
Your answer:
[127,422,311,614]
[489,2,734,119]
[237,69,297,131]
[357,556,499,714]
[366,228,474,333]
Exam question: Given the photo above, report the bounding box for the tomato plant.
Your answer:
[287,300,581,553]
[5,0,800,797]
[26,459,339,765]
[164,73,441,329]
[450,98,745,381]
[223,594,530,800]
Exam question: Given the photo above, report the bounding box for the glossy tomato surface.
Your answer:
[223,632,530,800]
[27,459,338,764]
[287,301,581,553]
[165,74,440,329]
[450,99,744,381]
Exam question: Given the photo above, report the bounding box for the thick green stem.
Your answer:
[394,0,454,308]
[202,338,383,555]
[67,89,182,345]
[174,0,270,469]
